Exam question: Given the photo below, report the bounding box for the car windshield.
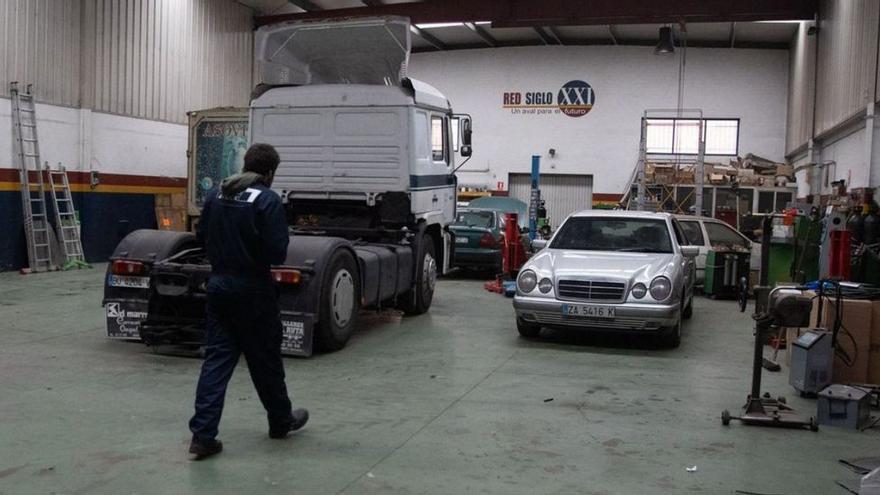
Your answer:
[550,217,673,253]
[454,211,494,228]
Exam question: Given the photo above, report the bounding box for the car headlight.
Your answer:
[650,276,672,300]
[631,283,647,299]
[538,278,553,293]
[518,270,537,293]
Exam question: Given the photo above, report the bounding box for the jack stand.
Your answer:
[722,285,819,431]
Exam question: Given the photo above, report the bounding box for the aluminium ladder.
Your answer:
[46,165,89,269]
[9,82,55,272]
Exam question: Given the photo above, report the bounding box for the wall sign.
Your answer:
[502,80,596,117]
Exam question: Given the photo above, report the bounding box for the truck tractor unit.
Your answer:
[102,18,473,356]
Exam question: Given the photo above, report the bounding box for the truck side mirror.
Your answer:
[461,118,472,146]
[453,114,472,156]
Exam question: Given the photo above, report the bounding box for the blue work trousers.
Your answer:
[189,281,292,443]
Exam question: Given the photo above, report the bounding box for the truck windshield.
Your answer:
[454,211,494,228]
[550,217,673,253]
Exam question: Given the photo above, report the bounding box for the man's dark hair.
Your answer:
[243,143,280,175]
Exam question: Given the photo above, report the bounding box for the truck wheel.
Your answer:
[399,234,436,315]
[315,249,360,352]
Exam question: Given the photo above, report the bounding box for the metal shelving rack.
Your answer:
[625,109,706,215]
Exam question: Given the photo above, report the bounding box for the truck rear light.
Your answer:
[479,233,497,248]
[272,268,302,285]
[112,260,146,276]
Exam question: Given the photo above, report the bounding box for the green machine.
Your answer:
[704,250,751,298]
[766,214,821,286]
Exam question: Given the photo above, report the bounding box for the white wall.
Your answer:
[0,97,187,177]
[820,128,869,191]
[409,45,789,195]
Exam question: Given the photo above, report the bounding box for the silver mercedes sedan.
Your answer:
[513,210,698,347]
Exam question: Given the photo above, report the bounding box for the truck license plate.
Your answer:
[562,304,615,319]
[108,275,150,289]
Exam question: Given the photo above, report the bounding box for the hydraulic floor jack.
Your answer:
[722,285,819,431]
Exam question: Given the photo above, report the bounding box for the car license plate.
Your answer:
[562,304,615,319]
[108,274,150,289]
[455,236,468,245]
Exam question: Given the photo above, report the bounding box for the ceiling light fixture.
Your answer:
[654,25,675,55]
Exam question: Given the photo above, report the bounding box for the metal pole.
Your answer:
[636,116,647,211]
[529,155,540,241]
[695,118,705,215]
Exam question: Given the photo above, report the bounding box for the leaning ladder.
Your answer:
[47,165,89,269]
[9,82,55,272]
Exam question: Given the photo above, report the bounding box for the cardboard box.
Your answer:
[812,297,874,384]
[784,326,804,367]
[155,193,172,207]
[870,301,880,384]
[156,207,187,232]
[170,192,187,208]
[776,164,794,178]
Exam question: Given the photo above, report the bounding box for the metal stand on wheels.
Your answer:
[722,284,818,431]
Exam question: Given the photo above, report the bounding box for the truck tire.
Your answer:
[315,249,360,352]
[399,234,436,315]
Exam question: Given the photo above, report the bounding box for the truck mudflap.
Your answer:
[105,298,149,340]
[136,309,316,358]
[280,311,314,357]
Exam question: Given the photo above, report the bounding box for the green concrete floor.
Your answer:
[0,265,877,495]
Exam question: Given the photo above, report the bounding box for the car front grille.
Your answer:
[557,280,626,302]
[527,311,656,330]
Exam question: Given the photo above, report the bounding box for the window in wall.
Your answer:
[757,191,775,213]
[431,116,447,162]
[775,191,793,211]
[645,118,740,155]
[704,120,739,155]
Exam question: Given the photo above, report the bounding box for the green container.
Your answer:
[792,216,821,282]
[705,249,751,298]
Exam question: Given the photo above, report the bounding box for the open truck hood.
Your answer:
[256,16,411,86]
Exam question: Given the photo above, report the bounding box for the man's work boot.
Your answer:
[269,408,309,439]
[189,439,223,460]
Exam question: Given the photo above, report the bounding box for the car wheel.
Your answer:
[516,318,541,339]
[659,302,682,348]
[399,234,436,315]
[315,249,360,352]
[683,296,693,320]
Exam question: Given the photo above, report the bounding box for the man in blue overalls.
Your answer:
[188,143,308,460]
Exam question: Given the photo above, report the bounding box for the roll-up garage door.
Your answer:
[508,174,593,230]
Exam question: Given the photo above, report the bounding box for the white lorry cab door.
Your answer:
[411,109,455,221]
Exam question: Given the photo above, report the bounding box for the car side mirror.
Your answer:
[531,239,547,250]
[680,246,700,258]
